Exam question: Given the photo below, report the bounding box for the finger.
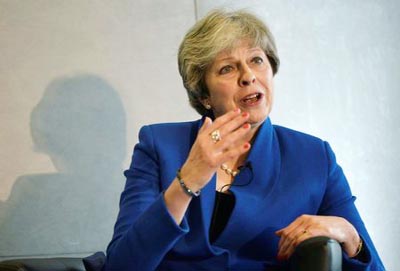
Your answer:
[285,229,315,260]
[278,226,306,253]
[295,229,313,246]
[215,141,251,164]
[199,117,213,133]
[279,222,324,260]
[278,228,309,260]
[277,219,309,259]
[216,111,250,138]
[282,215,310,235]
[277,218,307,250]
[203,108,241,134]
[277,233,295,258]
[214,122,252,153]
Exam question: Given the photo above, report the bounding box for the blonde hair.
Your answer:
[178,9,280,116]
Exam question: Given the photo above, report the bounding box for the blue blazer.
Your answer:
[104,118,384,271]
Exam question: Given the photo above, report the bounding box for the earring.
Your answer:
[204,104,212,110]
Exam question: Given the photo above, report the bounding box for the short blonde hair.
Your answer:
[178,9,280,116]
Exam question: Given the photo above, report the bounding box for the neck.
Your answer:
[247,121,262,143]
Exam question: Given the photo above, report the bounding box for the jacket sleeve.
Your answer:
[104,125,189,271]
[318,142,385,271]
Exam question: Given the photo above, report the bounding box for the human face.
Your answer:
[204,42,274,128]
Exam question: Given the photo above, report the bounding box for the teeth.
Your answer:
[245,94,258,99]
[242,93,259,103]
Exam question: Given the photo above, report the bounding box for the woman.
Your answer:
[104,10,384,270]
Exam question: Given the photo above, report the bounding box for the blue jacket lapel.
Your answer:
[212,118,282,249]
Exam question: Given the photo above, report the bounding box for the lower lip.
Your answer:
[240,94,264,107]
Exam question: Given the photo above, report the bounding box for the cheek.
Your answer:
[268,81,274,100]
[208,83,238,116]
[262,76,274,97]
[209,82,234,102]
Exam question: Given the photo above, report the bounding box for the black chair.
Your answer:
[290,236,342,271]
[0,236,342,271]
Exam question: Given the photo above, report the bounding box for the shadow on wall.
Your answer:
[0,75,126,257]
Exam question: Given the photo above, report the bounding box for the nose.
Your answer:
[239,66,256,87]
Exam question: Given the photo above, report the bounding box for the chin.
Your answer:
[249,114,269,129]
[249,106,270,121]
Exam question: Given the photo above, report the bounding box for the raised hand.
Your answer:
[179,108,252,192]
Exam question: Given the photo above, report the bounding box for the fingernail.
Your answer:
[242,112,249,117]
[243,142,250,149]
[242,123,250,129]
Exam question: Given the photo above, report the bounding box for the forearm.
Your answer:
[321,205,385,270]
[164,177,193,225]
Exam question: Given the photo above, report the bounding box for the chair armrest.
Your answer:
[289,236,342,271]
[0,257,85,271]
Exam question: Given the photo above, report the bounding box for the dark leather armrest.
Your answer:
[289,236,342,271]
[0,257,85,271]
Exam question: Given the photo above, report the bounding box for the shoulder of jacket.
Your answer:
[272,124,327,154]
[273,124,323,143]
[141,119,200,137]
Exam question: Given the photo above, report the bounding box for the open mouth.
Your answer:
[240,93,263,105]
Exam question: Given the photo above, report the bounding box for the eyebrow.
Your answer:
[215,48,264,62]
[247,47,263,53]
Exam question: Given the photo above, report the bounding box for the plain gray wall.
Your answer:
[0,0,197,258]
[0,0,398,269]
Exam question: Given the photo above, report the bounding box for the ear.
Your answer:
[201,99,212,110]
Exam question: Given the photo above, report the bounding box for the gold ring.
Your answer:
[210,129,221,143]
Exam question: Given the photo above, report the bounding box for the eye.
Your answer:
[252,56,264,64]
[219,65,234,74]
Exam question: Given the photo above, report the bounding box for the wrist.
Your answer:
[164,179,192,225]
[176,168,201,197]
[349,236,363,258]
[179,165,205,192]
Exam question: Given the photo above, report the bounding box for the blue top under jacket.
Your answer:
[104,118,385,271]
